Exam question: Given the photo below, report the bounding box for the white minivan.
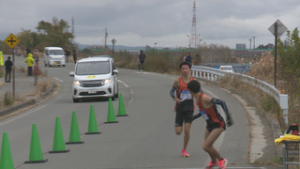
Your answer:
[219,65,235,73]
[69,55,119,102]
[44,47,65,67]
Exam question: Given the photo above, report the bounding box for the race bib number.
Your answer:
[200,110,209,120]
[180,90,192,100]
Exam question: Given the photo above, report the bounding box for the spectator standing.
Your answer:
[4,56,13,83]
[25,53,34,76]
[26,46,31,57]
[138,50,146,71]
[33,60,40,86]
[73,49,77,64]
[65,49,70,63]
[183,52,192,64]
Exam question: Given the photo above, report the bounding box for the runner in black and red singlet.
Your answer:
[187,80,233,169]
[169,61,194,157]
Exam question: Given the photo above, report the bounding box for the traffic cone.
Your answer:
[117,94,128,117]
[49,117,69,153]
[25,124,47,163]
[105,98,119,123]
[0,132,14,169]
[85,105,101,134]
[66,111,84,144]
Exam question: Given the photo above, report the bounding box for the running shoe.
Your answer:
[181,149,190,157]
[218,158,227,169]
[204,160,218,169]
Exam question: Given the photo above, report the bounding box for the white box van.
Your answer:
[69,55,119,102]
[44,47,65,67]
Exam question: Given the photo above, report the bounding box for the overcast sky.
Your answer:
[1,0,299,49]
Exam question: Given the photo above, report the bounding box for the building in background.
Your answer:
[236,43,246,49]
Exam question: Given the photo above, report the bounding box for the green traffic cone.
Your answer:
[0,132,14,169]
[25,124,47,163]
[85,105,101,134]
[117,94,128,117]
[66,111,84,144]
[105,98,119,123]
[49,117,69,153]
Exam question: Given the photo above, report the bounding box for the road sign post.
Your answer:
[268,19,288,88]
[268,20,288,125]
[4,34,19,98]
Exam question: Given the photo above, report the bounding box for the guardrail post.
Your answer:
[280,94,289,125]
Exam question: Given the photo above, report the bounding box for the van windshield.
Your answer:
[49,50,64,55]
[76,61,110,75]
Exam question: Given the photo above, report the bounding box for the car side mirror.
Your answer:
[69,71,74,77]
[113,69,118,75]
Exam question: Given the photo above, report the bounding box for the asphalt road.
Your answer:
[0,55,259,169]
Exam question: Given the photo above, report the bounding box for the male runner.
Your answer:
[187,80,233,169]
[169,61,194,157]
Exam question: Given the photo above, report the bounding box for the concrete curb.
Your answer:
[0,82,55,117]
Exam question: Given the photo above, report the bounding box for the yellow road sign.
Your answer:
[0,51,3,66]
[4,33,19,49]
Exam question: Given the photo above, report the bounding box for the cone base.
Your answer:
[66,141,84,144]
[25,159,48,163]
[49,149,70,153]
[117,114,128,117]
[105,121,119,124]
[85,132,101,135]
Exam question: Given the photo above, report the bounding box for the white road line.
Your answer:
[0,105,47,126]
[118,80,133,104]
[118,80,129,88]
[54,77,64,83]
[0,88,65,126]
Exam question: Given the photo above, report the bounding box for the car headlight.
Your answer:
[74,81,81,86]
[104,78,112,84]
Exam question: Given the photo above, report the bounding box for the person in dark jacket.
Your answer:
[65,49,70,63]
[4,56,13,83]
[183,52,192,64]
[138,50,146,71]
[73,49,77,64]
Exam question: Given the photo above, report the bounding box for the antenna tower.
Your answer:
[189,1,199,48]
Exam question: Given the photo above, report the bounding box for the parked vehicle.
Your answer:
[69,56,119,102]
[44,47,65,67]
[219,65,234,73]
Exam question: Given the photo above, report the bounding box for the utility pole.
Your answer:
[249,38,252,60]
[104,27,108,49]
[253,36,256,59]
[274,23,278,87]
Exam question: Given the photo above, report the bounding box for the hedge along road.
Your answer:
[0,55,252,169]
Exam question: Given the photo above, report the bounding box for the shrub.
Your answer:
[4,91,14,106]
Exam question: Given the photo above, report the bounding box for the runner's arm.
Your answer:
[211,98,234,126]
[169,86,176,98]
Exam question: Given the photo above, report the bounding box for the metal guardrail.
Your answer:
[191,65,289,125]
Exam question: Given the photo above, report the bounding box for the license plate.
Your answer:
[88,89,97,94]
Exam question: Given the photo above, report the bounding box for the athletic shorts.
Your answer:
[175,108,193,126]
[206,121,226,133]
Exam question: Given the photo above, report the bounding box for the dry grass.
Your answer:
[0,92,25,110]
[219,52,299,129]
[0,68,3,78]
[34,77,52,99]
[18,66,26,73]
